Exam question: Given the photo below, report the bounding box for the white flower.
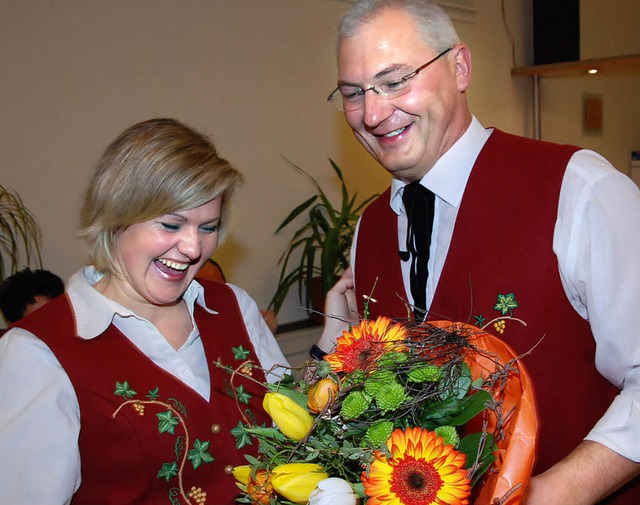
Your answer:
[308,477,357,505]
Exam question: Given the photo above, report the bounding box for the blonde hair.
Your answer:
[79,118,241,275]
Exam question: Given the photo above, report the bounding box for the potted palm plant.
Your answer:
[269,159,378,324]
[0,183,42,281]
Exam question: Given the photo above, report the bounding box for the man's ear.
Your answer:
[453,45,472,92]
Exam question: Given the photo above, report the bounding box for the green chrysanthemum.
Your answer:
[364,370,398,396]
[434,425,460,447]
[366,421,395,447]
[407,364,442,383]
[374,382,405,412]
[377,351,409,369]
[340,390,371,419]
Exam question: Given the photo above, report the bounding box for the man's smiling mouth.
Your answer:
[379,125,408,138]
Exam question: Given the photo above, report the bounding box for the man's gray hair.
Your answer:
[338,0,460,52]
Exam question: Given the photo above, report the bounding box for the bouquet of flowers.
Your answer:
[220,314,537,505]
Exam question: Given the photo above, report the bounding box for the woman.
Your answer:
[0,118,288,504]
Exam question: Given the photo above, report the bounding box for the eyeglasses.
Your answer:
[327,47,453,112]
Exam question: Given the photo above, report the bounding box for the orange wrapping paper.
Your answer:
[431,321,539,505]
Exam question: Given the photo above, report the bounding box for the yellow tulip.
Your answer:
[263,392,313,441]
[232,465,251,486]
[271,463,329,504]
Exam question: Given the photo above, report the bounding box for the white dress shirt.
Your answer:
[0,266,289,505]
[352,116,640,462]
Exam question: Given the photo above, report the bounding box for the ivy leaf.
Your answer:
[235,384,252,405]
[157,410,179,435]
[187,439,215,469]
[146,387,160,400]
[114,381,137,399]
[232,345,250,360]
[231,421,253,449]
[494,293,518,315]
[157,461,178,481]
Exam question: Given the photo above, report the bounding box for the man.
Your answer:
[314,1,640,503]
[0,268,64,324]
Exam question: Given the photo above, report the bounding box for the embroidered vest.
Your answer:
[19,280,269,504]
[355,131,626,482]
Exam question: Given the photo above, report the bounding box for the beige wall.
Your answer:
[535,0,640,171]
[0,0,635,325]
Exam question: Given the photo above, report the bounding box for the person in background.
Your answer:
[0,267,64,324]
[0,118,288,504]
[197,258,279,333]
[315,1,640,503]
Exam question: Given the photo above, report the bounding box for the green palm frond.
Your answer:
[269,159,379,315]
[0,184,42,280]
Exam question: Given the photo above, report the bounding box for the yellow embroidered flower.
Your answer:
[325,316,407,373]
[362,427,470,505]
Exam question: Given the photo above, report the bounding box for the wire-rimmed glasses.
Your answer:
[327,47,453,112]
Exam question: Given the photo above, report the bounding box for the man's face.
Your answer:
[337,9,471,182]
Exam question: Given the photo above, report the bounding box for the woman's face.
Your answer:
[104,197,222,311]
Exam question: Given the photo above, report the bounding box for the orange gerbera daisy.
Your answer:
[324,316,406,373]
[362,427,470,505]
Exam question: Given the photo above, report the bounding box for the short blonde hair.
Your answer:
[79,118,241,275]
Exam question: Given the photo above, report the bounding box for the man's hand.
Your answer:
[523,441,640,504]
[315,268,359,353]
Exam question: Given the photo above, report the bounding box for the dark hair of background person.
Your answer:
[0,268,64,323]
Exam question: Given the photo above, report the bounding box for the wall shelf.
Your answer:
[512,53,640,79]
[511,54,640,140]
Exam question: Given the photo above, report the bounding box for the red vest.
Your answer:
[19,280,269,504]
[355,131,636,501]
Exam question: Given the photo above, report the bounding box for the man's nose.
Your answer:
[362,87,393,127]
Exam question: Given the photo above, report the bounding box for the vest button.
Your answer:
[224,464,235,475]
[210,423,221,434]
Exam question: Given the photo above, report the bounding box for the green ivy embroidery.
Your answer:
[474,292,523,335]
[157,461,179,481]
[494,293,519,315]
[157,410,179,435]
[232,345,250,360]
[112,383,215,504]
[114,381,137,399]
[188,439,215,469]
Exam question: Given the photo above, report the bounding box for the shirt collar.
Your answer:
[68,266,218,340]
[390,116,492,213]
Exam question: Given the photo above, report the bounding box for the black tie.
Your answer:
[399,182,435,321]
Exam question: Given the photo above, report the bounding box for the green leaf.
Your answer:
[459,432,497,484]
[447,390,492,426]
[232,421,254,449]
[187,439,215,469]
[114,381,137,399]
[450,363,473,399]
[157,461,179,481]
[157,410,179,435]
